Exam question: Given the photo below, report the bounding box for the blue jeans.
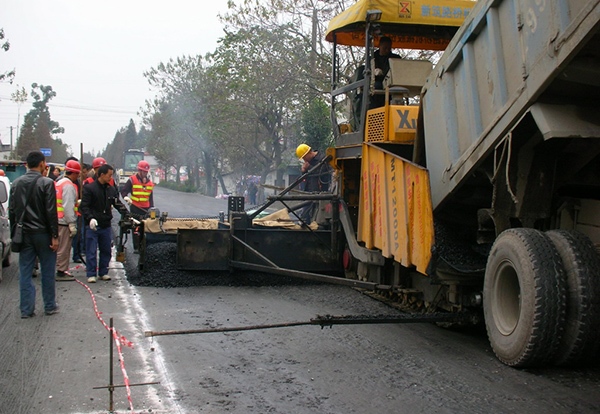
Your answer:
[85,225,112,277]
[19,232,57,316]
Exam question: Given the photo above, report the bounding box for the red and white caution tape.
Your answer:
[75,274,136,412]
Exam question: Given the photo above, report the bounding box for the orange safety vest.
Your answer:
[55,178,78,219]
[129,174,154,209]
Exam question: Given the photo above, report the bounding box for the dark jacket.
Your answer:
[304,152,332,192]
[8,170,59,238]
[80,178,127,229]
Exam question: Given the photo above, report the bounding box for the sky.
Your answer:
[0,0,231,159]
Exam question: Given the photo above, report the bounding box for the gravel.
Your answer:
[125,241,319,288]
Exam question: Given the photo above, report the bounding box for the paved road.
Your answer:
[1,187,599,413]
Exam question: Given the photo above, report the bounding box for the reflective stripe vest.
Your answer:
[55,178,78,219]
[129,174,154,209]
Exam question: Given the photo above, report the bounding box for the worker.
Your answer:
[83,157,116,187]
[296,144,331,193]
[371,36,401,108]
[295,143,332,223]
[120,160,154,253]
[80,163,128,283]
[8,151,59,318]
[55,160,80,281]
[120,160,154,218]
[72,162,91,263]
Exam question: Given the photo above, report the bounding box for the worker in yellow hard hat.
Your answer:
[295,143,332,224]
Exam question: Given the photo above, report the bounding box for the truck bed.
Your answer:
[422,0,600,210]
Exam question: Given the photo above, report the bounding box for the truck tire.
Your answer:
[546,230,600,366]
[484,228,566,368]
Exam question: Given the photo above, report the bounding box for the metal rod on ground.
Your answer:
[77,142,86,265]
[229,260,382,290]
[144,313,476,338]
[93,381,161,390]
[109,317,114,412]
[145,321,312,337]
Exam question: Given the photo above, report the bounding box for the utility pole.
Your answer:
[9,126,13,153]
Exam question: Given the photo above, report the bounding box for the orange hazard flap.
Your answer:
[358,143,434,274]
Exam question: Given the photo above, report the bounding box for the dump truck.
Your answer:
[116,149,145,191]
[121,0,600,368]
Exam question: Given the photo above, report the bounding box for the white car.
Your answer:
[0,177,12,281]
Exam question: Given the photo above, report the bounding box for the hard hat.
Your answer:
[92,157,107,169]
[296,144,311,160]
[65,160,81,173]
[137,160,150,172]
[0,169,5,176]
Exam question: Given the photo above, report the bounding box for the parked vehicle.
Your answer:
[0,177,12,281]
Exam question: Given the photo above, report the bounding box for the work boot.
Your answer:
[87,276,97,283]
[56,271,75,282]
[99,275,111,281]
[45,306,60,316]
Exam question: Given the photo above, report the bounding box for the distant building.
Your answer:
[0,139,12,161]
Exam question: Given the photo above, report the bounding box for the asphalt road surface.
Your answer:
[0,187,599,413]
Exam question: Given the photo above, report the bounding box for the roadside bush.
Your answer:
[157,181,197,193]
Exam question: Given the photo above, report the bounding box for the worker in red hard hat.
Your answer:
[120,160,154,218]
[55,160,81,281]
[83,157,116,187]
[120,160,154,253]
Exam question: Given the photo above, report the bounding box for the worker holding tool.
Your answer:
[55,160,81,281]
[120,160,154,218]
[120,160,154,253]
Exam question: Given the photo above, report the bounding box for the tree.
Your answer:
[123,119,138,150]
[10,85,28,145]
[0,28,15,85]
[138,0,349,194]
[14,83,67,162]
[300,96,331,151]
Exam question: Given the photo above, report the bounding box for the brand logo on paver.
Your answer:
[398,2,411,18]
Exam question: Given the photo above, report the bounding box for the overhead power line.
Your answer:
[0,95,139,115]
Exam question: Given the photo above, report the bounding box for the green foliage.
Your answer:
[14,83,68,162]
[0,28,15,84]
[156,180,197,193]
[101,119,141,168]
[130,1,352,193]
[300,97,331,151]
